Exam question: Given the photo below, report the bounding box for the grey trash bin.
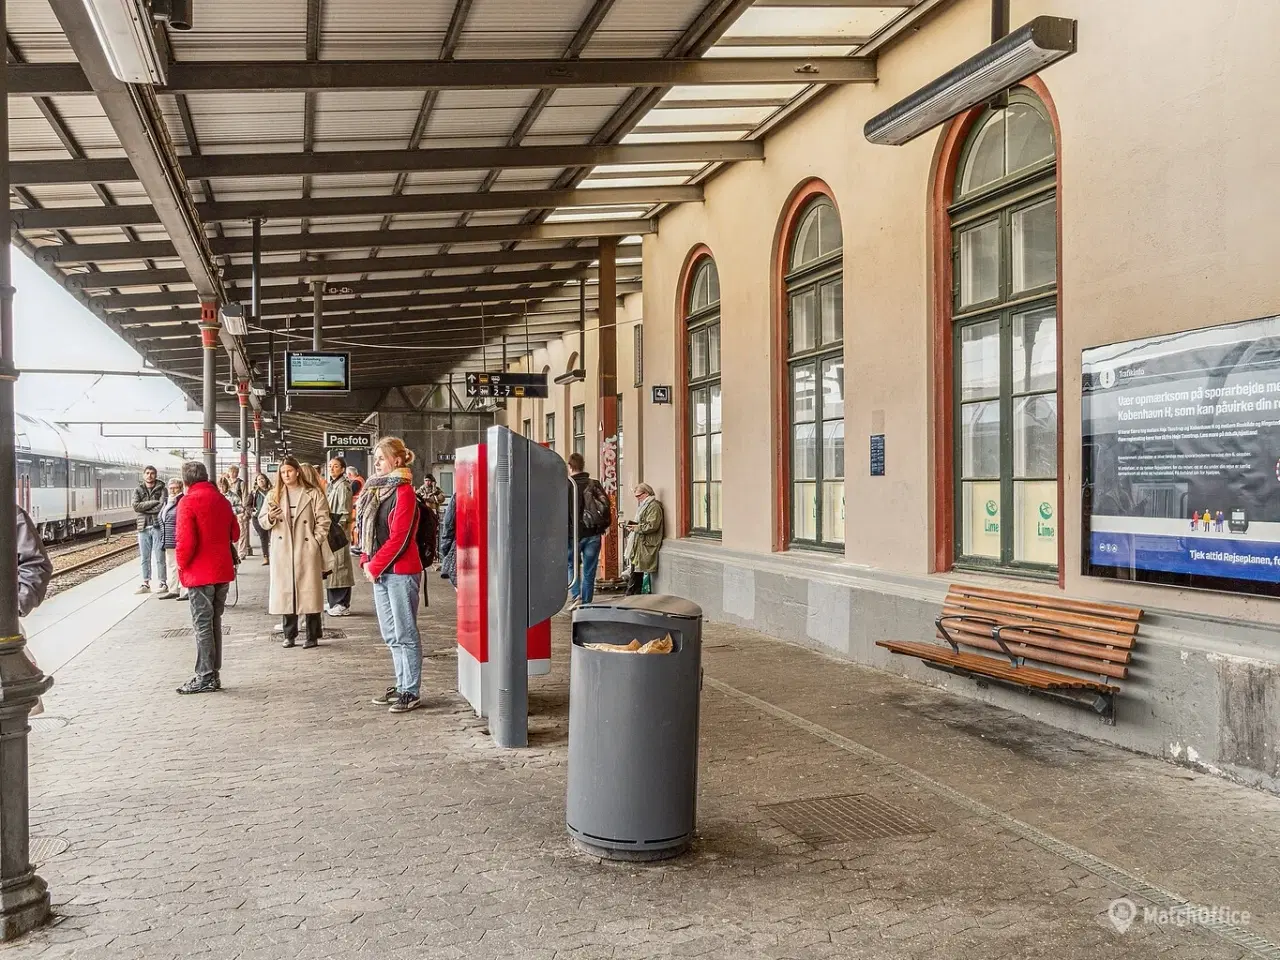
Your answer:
[566,594,703,861]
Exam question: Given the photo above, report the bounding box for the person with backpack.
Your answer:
[566,452,610,609]
[324,456,356,617]
[356,437,425,714]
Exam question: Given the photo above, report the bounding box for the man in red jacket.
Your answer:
[175,461,240,695]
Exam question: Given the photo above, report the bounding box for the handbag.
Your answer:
[328,513,349,552]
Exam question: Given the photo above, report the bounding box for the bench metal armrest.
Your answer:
[992,621,1074,667]
[935,614,999,655]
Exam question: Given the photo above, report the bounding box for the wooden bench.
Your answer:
[876,585,1142,724]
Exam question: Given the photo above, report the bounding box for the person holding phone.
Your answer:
[623,483,664,596]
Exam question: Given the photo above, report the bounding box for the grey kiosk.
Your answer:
[485,425,569,749]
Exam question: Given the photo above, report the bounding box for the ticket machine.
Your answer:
[454,433,564,736]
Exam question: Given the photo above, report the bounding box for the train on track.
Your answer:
[15,415,183,542]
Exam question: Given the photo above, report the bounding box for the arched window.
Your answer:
[785,196,844,548]
[686,257,721,535]
[951,89,1058,571]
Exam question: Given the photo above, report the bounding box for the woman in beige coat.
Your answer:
[260,457,331,648]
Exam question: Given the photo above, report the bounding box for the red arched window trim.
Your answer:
[930,77,1064,583]
[772,179,839,553]
[675,244,716,539]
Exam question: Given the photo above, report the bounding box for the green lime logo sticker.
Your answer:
[985,500,998,517]
[1037,501,1056,539]
[1039,502,1054,520]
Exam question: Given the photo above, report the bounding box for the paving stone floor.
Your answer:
[11,561,1280,959]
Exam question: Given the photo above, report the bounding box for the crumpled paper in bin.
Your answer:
[584,634,674,655]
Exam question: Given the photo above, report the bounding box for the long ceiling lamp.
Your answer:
[80,0,190,85]
[864,16,1076,147]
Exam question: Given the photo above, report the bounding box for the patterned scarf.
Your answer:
[355,467,413,557]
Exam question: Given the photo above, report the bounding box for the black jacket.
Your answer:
[569,471,608,538]
[17,506,51,617]
[439,494,457,587]
[132,481,167,529]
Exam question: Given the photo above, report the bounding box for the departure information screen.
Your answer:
[285,351,350,393]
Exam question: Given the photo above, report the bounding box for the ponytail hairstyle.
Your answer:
[374,436,415,470]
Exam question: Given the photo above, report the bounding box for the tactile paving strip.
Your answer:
[761,793,933,846]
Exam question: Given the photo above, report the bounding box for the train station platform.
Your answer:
[12,561,1280,960]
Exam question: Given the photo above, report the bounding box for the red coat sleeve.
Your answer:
[366,484,418,579]
[175,494,197,573]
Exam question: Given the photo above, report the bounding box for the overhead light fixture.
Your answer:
[554,369,586,386]
[80,0,168,85]
[864,16,1076,146]
[219,302,248,336]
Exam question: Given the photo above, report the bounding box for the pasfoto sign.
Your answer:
[324,432,373,449]
[286,351,350,393]
[465,372,549,399]
[1083,313,1280,598]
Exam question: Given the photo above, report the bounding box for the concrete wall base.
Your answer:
[656,540,1280,796]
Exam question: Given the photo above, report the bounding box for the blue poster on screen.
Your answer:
[1082,315,1280,596]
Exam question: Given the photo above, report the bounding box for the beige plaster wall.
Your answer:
[634,0,1280,623]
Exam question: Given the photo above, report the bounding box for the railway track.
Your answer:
[47,537,139,598]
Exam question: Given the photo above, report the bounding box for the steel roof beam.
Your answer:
[14,185,698,230]
[9,57,877,96]
[9,141,762,186]
[38,219,654,264]
[118,282,640,325]
[44,0,262,416]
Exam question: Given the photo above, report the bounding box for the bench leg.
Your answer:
[1092,693,1116,726]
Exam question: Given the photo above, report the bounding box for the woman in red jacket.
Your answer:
[355,437,423,713]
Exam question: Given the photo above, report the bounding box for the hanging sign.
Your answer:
[651,385,672,405]
[464,372,549,399]
[324,432,373,449]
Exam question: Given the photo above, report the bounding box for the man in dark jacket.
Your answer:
[132,465,167,595]
[566,453,607,608]
[174,461,240,695]
[17,506,52,618]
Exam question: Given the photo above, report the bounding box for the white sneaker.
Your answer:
[334,606,350,617]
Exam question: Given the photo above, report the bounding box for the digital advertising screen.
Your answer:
[285,351,350,394]
[1082,314,1280,597]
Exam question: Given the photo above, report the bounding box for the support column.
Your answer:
[312,281,323,351]
[237,381,250,485]
[0,0,53,934]
[253,410,262,476]
[200,302,219,480]
[597,237,620,582]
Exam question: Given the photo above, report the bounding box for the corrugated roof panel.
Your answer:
[8,0,76,62]
[578,174,692,188]
[208,176,305,196]
[314,106,418,145]
[635,105,778,128]
[527,103,622,138]
[424,104,530,139]
[582,0,703,57]
[25,183,105,207]
[703,44,858,58]
[380,213,478,229]
[621,130,746,143]
[321,0,462,59]
[8,117,64,155]
[308,173,400,192]
[402,171,490,189]
[722,5,904,40]
[454,0,597,59]
[662,83,808,103]
[168,0,308,61]
[184,92,305,146]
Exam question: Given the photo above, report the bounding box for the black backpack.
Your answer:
[580,479,611,535]
[414,493,440,567]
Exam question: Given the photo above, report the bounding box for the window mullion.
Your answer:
[1000,311,1014,566]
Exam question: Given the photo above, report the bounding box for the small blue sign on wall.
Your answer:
[870,434,886,477]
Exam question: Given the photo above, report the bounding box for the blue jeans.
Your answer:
[372,572,422,697]
[568,535,602,604]
[138,526,164,584]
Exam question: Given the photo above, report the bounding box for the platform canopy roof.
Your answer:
[6,0,946,455]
